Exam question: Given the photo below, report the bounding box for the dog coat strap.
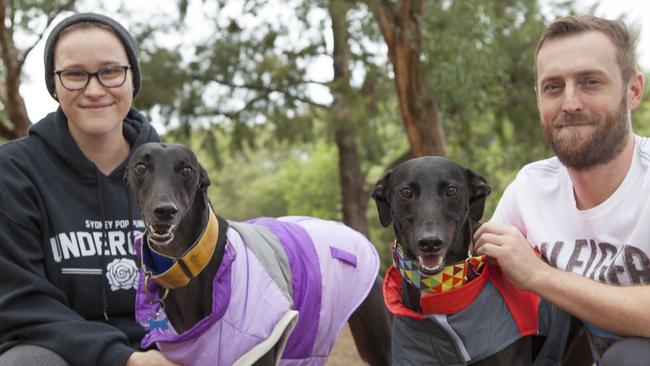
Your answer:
[228,221,294,302]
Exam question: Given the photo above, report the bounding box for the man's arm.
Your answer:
[474,222,650,338]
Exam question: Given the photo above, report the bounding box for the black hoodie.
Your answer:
[0,108,159,366]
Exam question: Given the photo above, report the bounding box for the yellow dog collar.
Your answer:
[143,206,219,289]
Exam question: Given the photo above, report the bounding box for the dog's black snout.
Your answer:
[417,237,443,253]
[153,202,178,220]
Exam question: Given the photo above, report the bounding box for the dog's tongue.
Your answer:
[418,254,444,272]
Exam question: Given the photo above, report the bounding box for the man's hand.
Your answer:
[126,350,181,366]
[473,222,549,291]
[474,224,650,337]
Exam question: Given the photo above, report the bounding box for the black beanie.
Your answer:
[44,12,141,100]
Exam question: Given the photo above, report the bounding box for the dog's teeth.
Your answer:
[418,254,444,272]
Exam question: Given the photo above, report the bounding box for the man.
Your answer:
[475,15,650,366]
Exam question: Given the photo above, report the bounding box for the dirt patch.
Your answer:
[325,324,366,366]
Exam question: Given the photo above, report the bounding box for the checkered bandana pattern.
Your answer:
[392,241,485,293]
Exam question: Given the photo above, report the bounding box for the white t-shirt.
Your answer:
[491,135,650,286]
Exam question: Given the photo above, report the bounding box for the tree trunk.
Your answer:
[0,0,77,140]
[0,0,31,139]
[364,0,447,157]
[329,0,369,237]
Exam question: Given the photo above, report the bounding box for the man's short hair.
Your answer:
[535,15,637,84]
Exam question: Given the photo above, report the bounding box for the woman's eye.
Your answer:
[134,163,147,175]
[446,186,458,197]
[180,166,194,177]
[400,187,413,199]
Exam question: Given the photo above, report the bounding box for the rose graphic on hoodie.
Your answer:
[106,258,139,291]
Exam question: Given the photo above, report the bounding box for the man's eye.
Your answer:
[544,83,561,92]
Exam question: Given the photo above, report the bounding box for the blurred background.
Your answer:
[2,0,649,270]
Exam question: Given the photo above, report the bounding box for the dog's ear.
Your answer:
[466,168,491,222]
[371,170,393,227]
[198,163,211,192]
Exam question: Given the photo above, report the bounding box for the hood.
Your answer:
[29,107,159,181]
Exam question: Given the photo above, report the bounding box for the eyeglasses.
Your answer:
[54,65,131,91]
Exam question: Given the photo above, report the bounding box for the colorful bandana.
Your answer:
[392,241,485,293]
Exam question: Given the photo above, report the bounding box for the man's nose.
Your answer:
[561,83,582,113]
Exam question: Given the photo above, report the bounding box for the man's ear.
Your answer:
[466,168,491,222]
[371,170,393,227]
[198,163,211,192]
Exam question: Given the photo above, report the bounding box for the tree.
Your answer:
[362,0,447,157]
[0,0,76,139]
[329,0,370,235]
[140,0,399,236]
[135,0,585,239]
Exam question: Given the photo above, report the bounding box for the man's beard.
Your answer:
[542,96,629,170]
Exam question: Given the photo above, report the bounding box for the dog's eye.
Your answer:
[446,186,458,197]
[134,163,147,175]
[399,187,413,199]
[180,166,194,177]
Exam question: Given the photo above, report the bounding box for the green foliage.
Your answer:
[161,117,397,266]
[135,0,593,268]
[421,0,570,217]
[165,125,341,221]
[136,48,189,114]
[12,0,76,39]
[278,142,342,220]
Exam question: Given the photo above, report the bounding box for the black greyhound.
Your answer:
[372,156,544,366]
[125,142,391,366]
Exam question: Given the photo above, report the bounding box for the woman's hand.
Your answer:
[126,350,181,366]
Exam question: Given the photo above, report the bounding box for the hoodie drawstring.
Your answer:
[125,189,136,270]
[97,171,110,321]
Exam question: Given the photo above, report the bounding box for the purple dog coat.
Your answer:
[135,216,379,365]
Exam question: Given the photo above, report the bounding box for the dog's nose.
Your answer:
[153,202,178,220]
[417,237,443,253]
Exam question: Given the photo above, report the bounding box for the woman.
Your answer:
[0,13,177,366]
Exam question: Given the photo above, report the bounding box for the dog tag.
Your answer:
[144,313,169,331]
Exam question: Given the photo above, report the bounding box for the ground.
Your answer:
[325,324,366,366]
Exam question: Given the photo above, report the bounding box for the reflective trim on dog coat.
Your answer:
[136,216,379,366]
